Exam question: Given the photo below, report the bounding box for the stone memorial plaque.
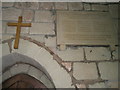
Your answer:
[57,11,118,48]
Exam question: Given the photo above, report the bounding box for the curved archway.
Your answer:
[1,38,73,88]
[1,53,55,89]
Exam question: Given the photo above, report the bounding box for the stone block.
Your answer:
[98,62,118,80]
[92,4,108,11]
[30,23,55,35]
[89,83,106,88]
[28,66,43,80]
[85,47,111,61]
[55,2,68,10]
[113,47,118,60]
[14,2,39,10]
[68,2,83,10]
[2,34,13,41]
[2,8,22,21]
[106,81,118,88]
[10,64,30,76]
[7,26,29,34]
[35,11,55,22]
[2,43,10,56]
[28,35,45,43]
[84,3,91,10]
[22,9,34,22]
[57,48,84,61]
[39,2,54,10]
[2,2,14,7]
[45,36,56,47]
[109,4,119,18]
[2,70,12,82]
[76,84,87,88]
[73,63,98,80]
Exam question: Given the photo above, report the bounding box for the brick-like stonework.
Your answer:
[45,37,56,48]
[98,62,118,80]
[73,63,98,80]
[7,26,29,34]
[2,2,14,7]
[35,11,55,22]
[2,8,22,21]
[92,4,108,11]
[40,2,54,10]
[85,47,111,61]
[14,2,39,10]
[55,2,68,10]
[57,48,84,61]
[84,3,91,10]
[68,2,83,10]
[30,23,55,35]
[1,2,119,89]
[22,10,34,22]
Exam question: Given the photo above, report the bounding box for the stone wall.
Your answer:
[1,2,119,89]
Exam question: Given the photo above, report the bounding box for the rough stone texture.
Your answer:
[57,48,84,61]
[2,43,10,56]
[35,11,55,22]
[89,83,106,88]
[76,84,87,88]
[2,2,14,7]
[39,2,54,10]
[7,26,29,34]
[109,4,119,18]
[98,62,118,80]
[2,21,7,33]
[92,4,108,11]
[2,34,13,41]
[45,37,56,48]
[84,3,91,10]
[85,47,111,61]
[68,2,83,10]
[14,2,39,10]
[2,70,12,82]
[10,64,30,76]
[30,23,55,35]
[2,8,22,21]
[106,81,118,88]
[28,66,43,80]
[55,2,68,10]
[73,63,98,80]
[113,47,118,60]
[28,35,45,43]
[22,9,34,22]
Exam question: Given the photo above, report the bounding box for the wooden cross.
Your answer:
[7,16,31,49]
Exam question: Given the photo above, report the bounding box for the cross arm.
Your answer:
[7,23,18,26]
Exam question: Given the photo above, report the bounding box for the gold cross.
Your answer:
[7,16,31,49]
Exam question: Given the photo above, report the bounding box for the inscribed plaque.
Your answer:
[57,11,118,47]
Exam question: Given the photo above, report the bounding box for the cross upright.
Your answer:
[7,16,31,49]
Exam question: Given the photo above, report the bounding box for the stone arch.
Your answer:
[1,53,55,88]
[1,37,73,88]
